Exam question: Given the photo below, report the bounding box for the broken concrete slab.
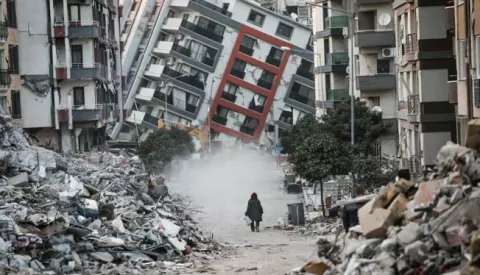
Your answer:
[396,222,422,247]
[358,199,397,239]
[8,172,29,187]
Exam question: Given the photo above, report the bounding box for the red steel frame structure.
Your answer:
[206,25,293,142]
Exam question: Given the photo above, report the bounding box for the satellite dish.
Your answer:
[372,106,382,113]
[290,13,298,21]
[378,14,392,26]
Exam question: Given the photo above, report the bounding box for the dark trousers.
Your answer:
[250,220,260,231]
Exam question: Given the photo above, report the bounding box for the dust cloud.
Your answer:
[167,147,301,242]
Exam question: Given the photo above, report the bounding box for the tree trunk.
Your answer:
[320,180,326,217]
[313,181,317,194]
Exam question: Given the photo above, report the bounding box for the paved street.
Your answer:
[169,149,316,274]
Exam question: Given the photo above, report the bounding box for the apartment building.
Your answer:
[0,0,20,121]
[395,0,456,175]
[15,0,122,153]
[311,0,397,156]
[116,0,315,146]
[453,0,480,146]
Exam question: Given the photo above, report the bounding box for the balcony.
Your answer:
[318,53,348,73]
[355,30,395,48]
[186,103,197,113]
[0,22,8,45]
[265,55,281,67]
[72,105,104,122]
[153,41,174,56]
[172,43,191,56]
[126,110,159,130]
[221,92,237,102]
[145,64,165,79]
[162,18,183,32]
[317,16,348,38]
[289,93,315,108]
[180,20,223,43]
[69,22,100,39]
[257,79,273,90]
[240,125,255,136]
[296,68,314,81]
[356,74,396,91]
[230,68,246,79]
[212,114,227,126]
[239,45,254,56]
[70,63,105,80]
[162,67,205,90]
[326,89,348,101]
[189,0,232,17]
[0,70,11,90]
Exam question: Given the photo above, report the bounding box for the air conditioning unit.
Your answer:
[166,57,176,66]
[175,33,184,40]
[382,47,396,58]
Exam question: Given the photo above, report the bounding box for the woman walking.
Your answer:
[245,192,263,232]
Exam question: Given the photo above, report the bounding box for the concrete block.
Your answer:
[358,199,397,239]
[8,172,29,187]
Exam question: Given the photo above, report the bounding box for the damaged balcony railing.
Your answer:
[162,67,205,90]
[153,91,198,114]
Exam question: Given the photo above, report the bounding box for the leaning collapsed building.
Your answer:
[10,0,123,153]
[113,0,315,146]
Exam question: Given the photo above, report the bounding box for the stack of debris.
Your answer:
[0,109,220,274]
[295,141,480,275]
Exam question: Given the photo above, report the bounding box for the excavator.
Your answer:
[157,119,211,153]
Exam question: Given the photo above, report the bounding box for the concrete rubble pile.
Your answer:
[0,109,220,275]
[296,141,480,275]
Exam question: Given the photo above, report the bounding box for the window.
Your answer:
[158,32,168,42]
[458,0,464,4]
[8,45,18,74]
[232,59,246,71]
[247,10,265,26]
[197,17,226,37]
[6,0,16,27]
[290,82,315,107]
[10,90,20,118]
[476,37,480,78]
[276,23,293,39]
[268,47,284,59]
[224,82,238,95]
[222,3,229,11]
[68,5,80,23]
[73,87,85,106]
[183,14,189,21]
[355,55,360,75]
[458,39,466,80]
[188,40,217,65]
[242,36,256,48]
[71,45,83,67]
[377,59,391,74]
[259,70,275,83]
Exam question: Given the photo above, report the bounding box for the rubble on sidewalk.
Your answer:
[0,109,222,275]
[292,141,480,275]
